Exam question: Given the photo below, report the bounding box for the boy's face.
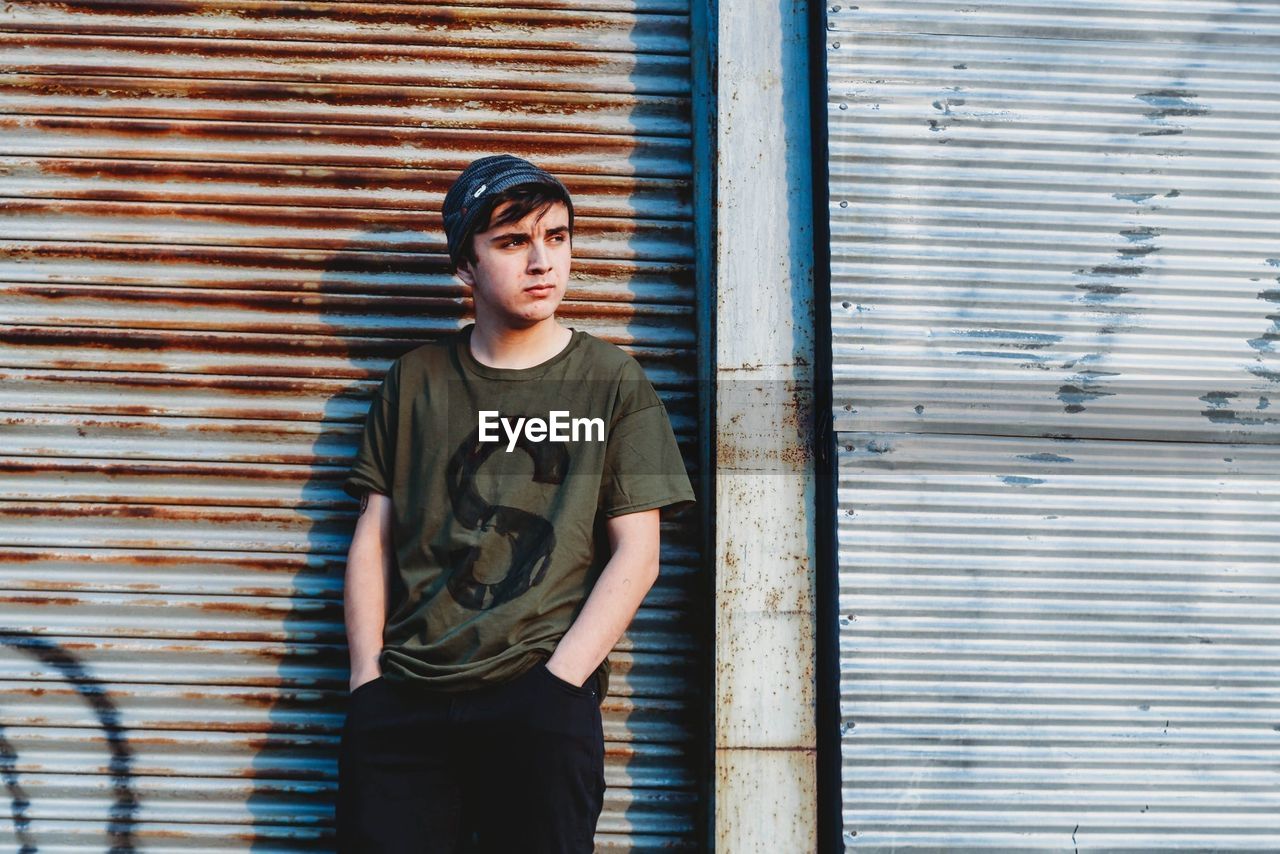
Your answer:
[455,199,572,331]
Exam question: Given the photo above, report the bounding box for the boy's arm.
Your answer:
[546,508,662,687]
[344,491,394,691]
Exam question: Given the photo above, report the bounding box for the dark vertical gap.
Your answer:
[689,0,719,849]
[807,0,841,850]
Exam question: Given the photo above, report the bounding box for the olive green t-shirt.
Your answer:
[342,322,696,700]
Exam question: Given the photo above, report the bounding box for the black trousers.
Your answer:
[336,659,605,853]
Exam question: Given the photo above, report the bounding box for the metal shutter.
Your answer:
[826,1,1280,848]
[0,2,704,850]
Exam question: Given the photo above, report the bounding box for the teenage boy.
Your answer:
[336,154,696,853]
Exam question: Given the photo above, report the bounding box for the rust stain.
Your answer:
[0,550,326,573]
[10,284,462,316]
[9,31,628,74]
[0,459,305,481]
[17,116,654,163]
[716,439,813,469]
[23,1,653,39]
[2,594,84,607]
[78,417,164,431]
[7,75,637,118]
[36,153,483,196]
[0,324,369,356]
[179,595,335,616]
[9,503,271,523]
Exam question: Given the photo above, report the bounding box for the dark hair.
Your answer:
[452,183,574,271]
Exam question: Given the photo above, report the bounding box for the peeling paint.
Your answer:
[1015,453,1073,463]
[1056,378,1118,414]
[956,330,1062,349]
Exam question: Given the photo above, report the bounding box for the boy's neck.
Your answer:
[468,317,573,370]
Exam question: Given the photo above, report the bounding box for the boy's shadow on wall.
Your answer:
[243,220,460,850]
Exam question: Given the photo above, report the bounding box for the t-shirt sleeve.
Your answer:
[342,363,399,500]
[598,362,697,518]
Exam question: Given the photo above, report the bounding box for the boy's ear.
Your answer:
[454,259,476,287]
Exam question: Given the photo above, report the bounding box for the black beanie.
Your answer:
[442,154,574,266]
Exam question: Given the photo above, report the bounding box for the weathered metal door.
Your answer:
[1,2,705,850]
[827,1,1280,848]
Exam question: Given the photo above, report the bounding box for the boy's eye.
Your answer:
[501,234,566,247]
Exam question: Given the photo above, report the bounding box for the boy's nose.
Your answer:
[527,240,551,272]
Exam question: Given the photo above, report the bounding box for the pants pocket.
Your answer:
[348,674,383,699]
[538,662,596,699]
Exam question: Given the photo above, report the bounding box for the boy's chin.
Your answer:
[491,308,562,328]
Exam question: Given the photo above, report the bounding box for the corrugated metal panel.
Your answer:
[0,1,704,850]
[836,434,1280,849]
[827,1,1280,849]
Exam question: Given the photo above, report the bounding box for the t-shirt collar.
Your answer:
[455,322,582,381]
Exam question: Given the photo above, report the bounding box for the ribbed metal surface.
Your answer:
[828,1,1280,849]
[837,433,1280,849]
[828,1,1280,443]
[0,2,702,850]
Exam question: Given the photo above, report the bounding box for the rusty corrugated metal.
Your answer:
[827,0,1280,848]
[0,1,704,850]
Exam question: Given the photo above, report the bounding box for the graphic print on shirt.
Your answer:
[431,421,570,610]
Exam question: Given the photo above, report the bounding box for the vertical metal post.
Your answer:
[714,0,819,849]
